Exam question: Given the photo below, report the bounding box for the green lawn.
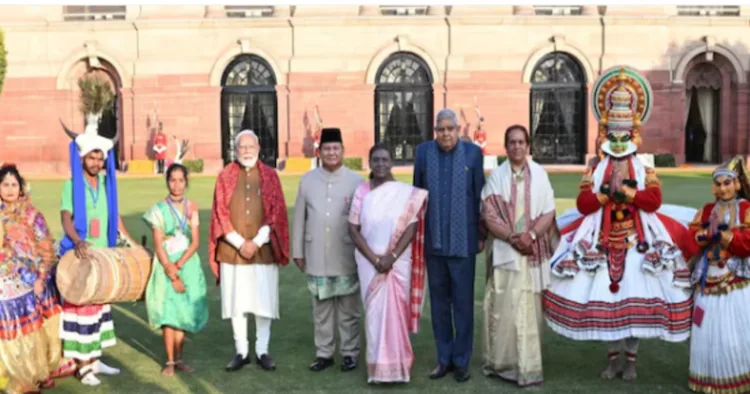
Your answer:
[26,172,713,394]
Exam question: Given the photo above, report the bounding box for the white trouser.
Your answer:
[232,314,272,358]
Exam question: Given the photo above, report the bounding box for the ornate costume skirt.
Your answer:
[543,244,692,342]
[0,275,70,392]
[59,302,116,361]
[689,280,750,394]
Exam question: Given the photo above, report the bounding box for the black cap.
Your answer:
[320,128,343,145]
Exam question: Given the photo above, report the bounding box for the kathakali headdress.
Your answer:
[592,66,653,158]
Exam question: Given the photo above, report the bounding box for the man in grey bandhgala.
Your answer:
[413,108,486,383]
[292,128,365,372]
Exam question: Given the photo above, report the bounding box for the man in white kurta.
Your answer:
[209,130,290,372]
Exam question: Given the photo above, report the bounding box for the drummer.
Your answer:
[58,125,138,387]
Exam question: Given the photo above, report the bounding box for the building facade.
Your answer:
[0,5,749,174]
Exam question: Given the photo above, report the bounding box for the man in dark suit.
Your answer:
[413,108,486,383]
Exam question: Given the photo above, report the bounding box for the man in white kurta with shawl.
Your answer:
[480,125,558,387]
[209,130,290,372]
[543,66,696,381]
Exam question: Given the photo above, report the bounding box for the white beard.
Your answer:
[238,157,258,169]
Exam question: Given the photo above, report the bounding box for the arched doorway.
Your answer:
[529,52,587,164]
[221,54,278,167]
[684,63,721,163]
[374,52,434,165]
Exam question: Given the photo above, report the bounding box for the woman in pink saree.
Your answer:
[348,144,428,383]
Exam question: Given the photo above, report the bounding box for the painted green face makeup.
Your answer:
[607,132,631,154]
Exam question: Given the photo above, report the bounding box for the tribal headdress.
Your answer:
[592,66,653,159]
[58,118,120,256]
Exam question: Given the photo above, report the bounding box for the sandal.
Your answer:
[75,368,100,386]
[174,360,195,374]
[161,361,176,377]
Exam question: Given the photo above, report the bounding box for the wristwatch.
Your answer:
[529,231,537,241]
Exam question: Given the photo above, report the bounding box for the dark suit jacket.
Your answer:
[413,140,486,257]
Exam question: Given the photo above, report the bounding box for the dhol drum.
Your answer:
[56,246,152,305]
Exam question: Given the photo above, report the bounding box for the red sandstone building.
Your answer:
[0,5,748,174]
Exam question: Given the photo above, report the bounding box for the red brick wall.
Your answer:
[2,61,750,175]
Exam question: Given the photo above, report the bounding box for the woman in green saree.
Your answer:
[143,163,208,376]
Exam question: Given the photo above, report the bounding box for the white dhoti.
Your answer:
[220,263,280,358]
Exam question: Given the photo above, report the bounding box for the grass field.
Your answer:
[25,172,713,394]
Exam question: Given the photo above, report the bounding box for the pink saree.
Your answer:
[348,181,428,383]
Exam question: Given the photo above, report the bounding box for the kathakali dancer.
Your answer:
[58,122,138,386]
[0,165,75,394]
[543,66,696,381]
[686,157,750,394]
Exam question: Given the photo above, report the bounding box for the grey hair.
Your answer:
[234,129,259,148]
[435,108,458,127]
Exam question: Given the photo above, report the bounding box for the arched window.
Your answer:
[221,54,278,167]
[375,52,434,164]
[529,52,587,164]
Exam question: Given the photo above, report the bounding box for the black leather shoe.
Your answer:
[341,356,357,372]
[225,354,250,372]
[429,363,454,379]
[454,367,471,382]
[255,354,276,371]
[310,357,334,372]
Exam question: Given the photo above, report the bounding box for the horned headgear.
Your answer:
[60,117,120,159]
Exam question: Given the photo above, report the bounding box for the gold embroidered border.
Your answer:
[689,369,750,394]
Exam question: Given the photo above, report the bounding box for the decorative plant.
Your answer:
[0,28,7,97]
[78,73,114,117]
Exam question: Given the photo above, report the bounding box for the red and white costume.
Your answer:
[543,67,695,353]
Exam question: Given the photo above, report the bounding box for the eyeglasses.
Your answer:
[435,126,457,132]
[237,145,257,152]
